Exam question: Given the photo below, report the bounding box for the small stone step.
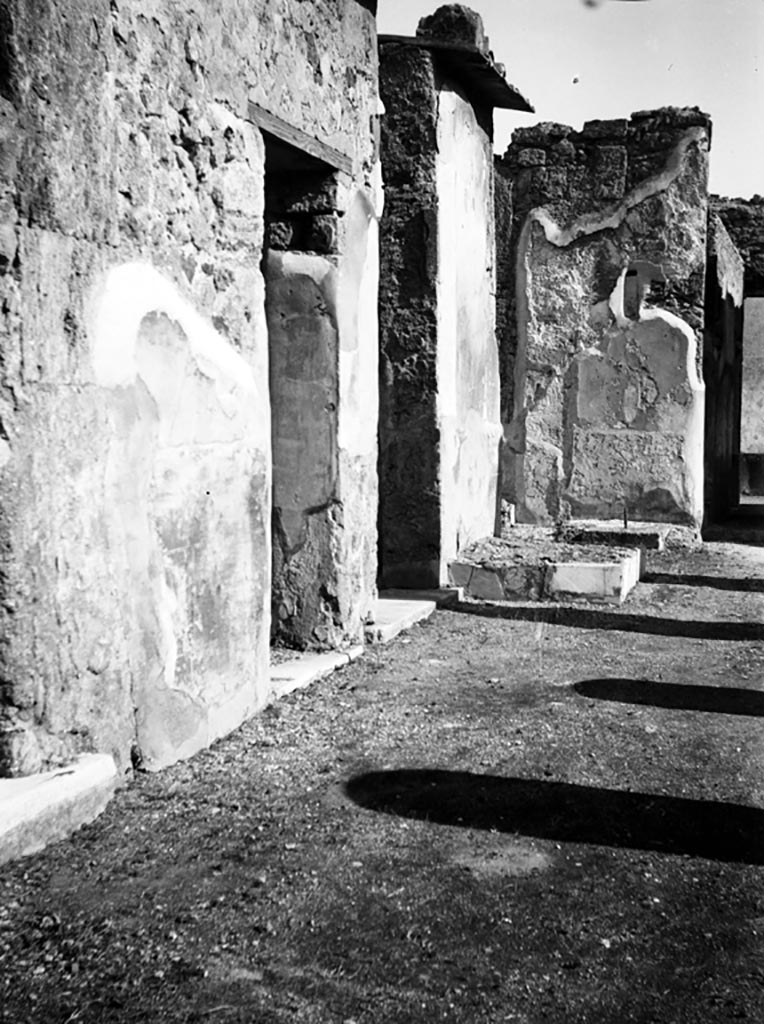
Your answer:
[0,754,118,866]
[269,646,364,699]
[365,595,437,644]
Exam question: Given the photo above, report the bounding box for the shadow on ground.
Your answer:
[453,600,764,641]
[643,572,764,592]
[575,678,764,716]
[345,770,764,865]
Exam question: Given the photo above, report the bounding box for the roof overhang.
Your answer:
[378,35,534,113]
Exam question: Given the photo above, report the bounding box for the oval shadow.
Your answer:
[574,678,764,717]
[345,769,764,865]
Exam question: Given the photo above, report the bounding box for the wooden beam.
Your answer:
[248,102,353,175]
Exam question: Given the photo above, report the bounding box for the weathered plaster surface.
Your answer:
[714,196,764,297]
[435,84,501,579]
[0,0,380,774]
[497,109,710,527]
[336,191,380,635]
[267,251,341,648]
[96,265,270,771]
[741,298,764,453]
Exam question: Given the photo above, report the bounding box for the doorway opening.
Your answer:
[262,132,343,651]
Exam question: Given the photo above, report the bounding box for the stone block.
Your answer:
[416,5,489,53]
[449,561,474,588]
[465,567,505,602]
[545,550,642,605]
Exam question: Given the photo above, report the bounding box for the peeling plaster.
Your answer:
[508,118,708,527]
[531,127,708,249]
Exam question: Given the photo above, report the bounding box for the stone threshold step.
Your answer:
[0,754,118,866]
[269,645,364,700]
[365,594,439,644]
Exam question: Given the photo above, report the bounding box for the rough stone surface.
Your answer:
[416,4,490,54]
[497,108,711,528]
[0,0,381,774]
[713,195,764,296]
[377,43,441,588]
[449,531,641,604]
[378,35,500,587]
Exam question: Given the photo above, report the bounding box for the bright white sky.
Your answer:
[377,0,763,198]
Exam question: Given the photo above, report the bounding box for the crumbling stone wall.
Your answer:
[497,108,711,527]
[713,196,764,297]
[378,6,504,588]
[0,0,380,774]
[377,43,441,586]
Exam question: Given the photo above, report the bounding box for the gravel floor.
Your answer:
[2,540,764,1023]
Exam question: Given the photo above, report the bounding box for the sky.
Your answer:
[376,0,763,198]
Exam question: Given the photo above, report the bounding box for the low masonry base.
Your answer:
[449,531,644,605]
[0,754,118,866]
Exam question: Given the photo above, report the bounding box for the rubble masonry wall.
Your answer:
[497,108,711,527]
[0,0,379,775]
[378,42,499,586]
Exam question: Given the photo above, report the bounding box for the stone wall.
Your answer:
[378,7,504,587]
[0,0,380,775]
[497,108,711,527]
[713,196,764,297]
[377,43,441,587]
[703,215,744,521]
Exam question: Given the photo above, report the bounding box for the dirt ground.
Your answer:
[2,539,764,1024]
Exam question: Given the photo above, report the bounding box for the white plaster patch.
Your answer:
[338,192,379,458]
[87,261,271,772]
[608,268,629,328]
[88,262,260,404]
[640,308,703,393]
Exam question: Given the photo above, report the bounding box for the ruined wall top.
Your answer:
[381,5,533,114]
[506,107,711,152]
[416,5,490,54]
[499,106,711,227]
[712,195,764,296]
